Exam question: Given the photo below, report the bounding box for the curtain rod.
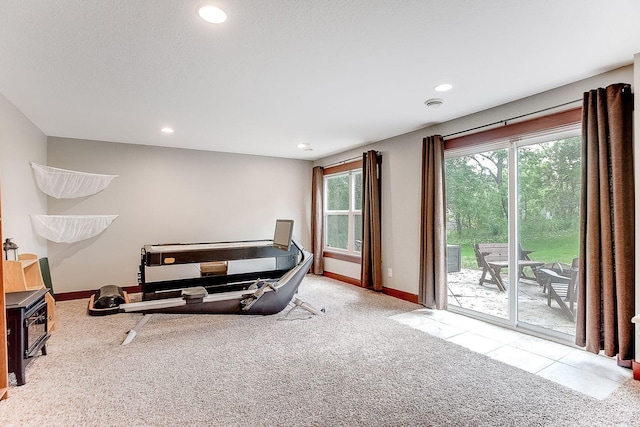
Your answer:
[322,151,380,169]
[443,98,582,139]
[321,98,583,168]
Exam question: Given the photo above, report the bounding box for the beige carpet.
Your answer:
[1,275,640,426]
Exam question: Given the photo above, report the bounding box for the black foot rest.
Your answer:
[182,286,208,303]
[88,285,129,316]
[94,285,126,308]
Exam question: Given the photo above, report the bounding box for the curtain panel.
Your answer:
[419,136,447,309]
[311,166,324,275]
[576,83,635,362]
[361,150,382,291]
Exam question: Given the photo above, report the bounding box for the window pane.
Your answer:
[517,136,581,335]
[445,148,509,319]
[353,214,362,252]
[353,171,363,210]
[326,215,349,250]
[327,174,349,211]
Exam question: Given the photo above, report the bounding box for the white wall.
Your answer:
[47,137,312,293]
[316,65,635,296]
[1,63,635,299]
[0,93,48,256]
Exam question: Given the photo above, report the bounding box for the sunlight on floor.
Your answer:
[390,308,633,400]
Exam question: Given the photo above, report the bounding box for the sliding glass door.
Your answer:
[516,135,581,335]
[445,128,581,339]
[445,147,509,320]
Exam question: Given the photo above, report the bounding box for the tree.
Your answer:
[445,148,509,243]
[445,137,582,247]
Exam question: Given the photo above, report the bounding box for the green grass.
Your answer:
[521,232,579,265]
[453,231,579,269]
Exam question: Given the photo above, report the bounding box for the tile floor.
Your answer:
[390,308,634,400]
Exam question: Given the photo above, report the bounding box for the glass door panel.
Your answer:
[516,136,581,336]
[445,148,509,320]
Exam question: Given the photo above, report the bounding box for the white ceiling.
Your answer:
[1,1,639,160]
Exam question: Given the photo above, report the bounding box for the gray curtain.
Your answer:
[576,83,635,362]
[361,150,382,291]
[311,166,324,275]
[419,135,447,309]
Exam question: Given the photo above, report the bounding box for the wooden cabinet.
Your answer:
[0,190,8,400]
[3,255,55,332]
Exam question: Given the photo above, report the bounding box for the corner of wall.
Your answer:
[633,53,640,366]
[0,92,48,257]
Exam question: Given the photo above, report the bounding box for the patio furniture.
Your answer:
[535,261,571,293]
[537,257,579,321]
[473,243,544,292]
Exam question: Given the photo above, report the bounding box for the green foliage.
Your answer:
[521,230,580,265]
[327,174,349,210]
[445,148,509,243]
[354,171,363,210]
[517,137,581,236]
[326,214,348,249]
[446,137,581,266]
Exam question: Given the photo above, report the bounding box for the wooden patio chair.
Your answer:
[535,261,571,293]
[537,257,579,321]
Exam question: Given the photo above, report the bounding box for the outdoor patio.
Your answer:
[447,268,577,336]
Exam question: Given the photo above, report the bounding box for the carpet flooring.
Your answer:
[1,274,640,426]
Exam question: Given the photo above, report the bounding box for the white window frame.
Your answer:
[323,167,362,256]
[444,123,581,337]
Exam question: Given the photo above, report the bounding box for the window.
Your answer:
[324,165,362,256]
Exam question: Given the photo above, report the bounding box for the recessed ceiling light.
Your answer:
[424,98,444,108]
[161,127,174,133]
[434,83,453,92]
[197,5,227,24]
[297,143,313,151]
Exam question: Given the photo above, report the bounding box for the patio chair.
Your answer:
[537,257,579,321]
[535,261,571,293]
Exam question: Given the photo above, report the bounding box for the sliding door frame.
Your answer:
[445,123,583,344]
